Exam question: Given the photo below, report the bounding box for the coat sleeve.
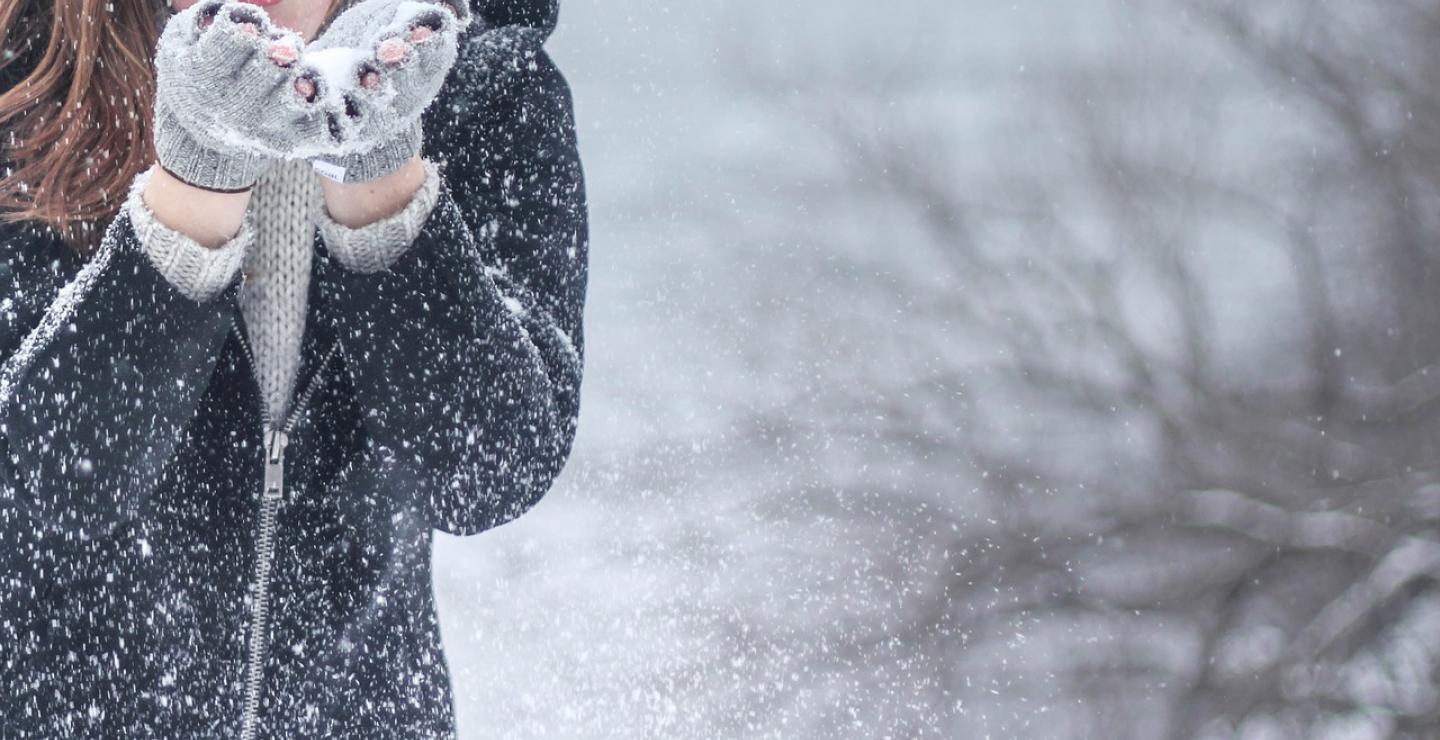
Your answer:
[317,27,588,537]
[0,209,243,540]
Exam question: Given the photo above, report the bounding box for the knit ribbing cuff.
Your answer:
[317,158,442,274]
[311,121,423,185]
[153,97,269,193]
[126,164,253,304]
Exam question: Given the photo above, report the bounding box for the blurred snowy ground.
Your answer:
[435,3,1113,737]
[435,1,1440,738]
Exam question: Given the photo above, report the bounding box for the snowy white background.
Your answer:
[435,1,1440,738]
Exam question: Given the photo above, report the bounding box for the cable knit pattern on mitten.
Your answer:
[126,163,253,304]
[316,157,442,273]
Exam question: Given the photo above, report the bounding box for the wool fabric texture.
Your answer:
[124,158,442,421]
[152,1,319,191]
[304,0,474,181]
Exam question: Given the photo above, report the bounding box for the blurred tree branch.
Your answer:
[704,0,1440,736]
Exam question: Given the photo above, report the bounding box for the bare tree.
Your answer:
[708,1,1440,737]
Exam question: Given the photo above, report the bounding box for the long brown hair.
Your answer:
[0,0,162,253]
[0,0,344,258]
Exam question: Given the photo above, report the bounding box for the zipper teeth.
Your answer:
[231,313,341,739]
[285,338,342,433]
[240,493,281,740]
[230,313,342,434]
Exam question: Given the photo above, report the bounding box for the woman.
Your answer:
[0,0,587,735]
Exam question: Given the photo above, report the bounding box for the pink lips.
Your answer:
[237,0,283,7]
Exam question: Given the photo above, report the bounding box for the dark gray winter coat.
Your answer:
[0,0,586,736]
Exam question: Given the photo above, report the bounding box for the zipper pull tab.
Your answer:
[263,428,289,502]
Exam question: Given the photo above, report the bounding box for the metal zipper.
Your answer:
[230,311,341,740]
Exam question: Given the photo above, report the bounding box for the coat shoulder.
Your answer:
[426,24,572,140]
[0,221,86,293]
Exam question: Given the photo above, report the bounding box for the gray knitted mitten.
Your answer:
[301,0,474,183]
[154,0,335,191]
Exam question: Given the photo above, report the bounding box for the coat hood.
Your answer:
[474,0,558,38]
